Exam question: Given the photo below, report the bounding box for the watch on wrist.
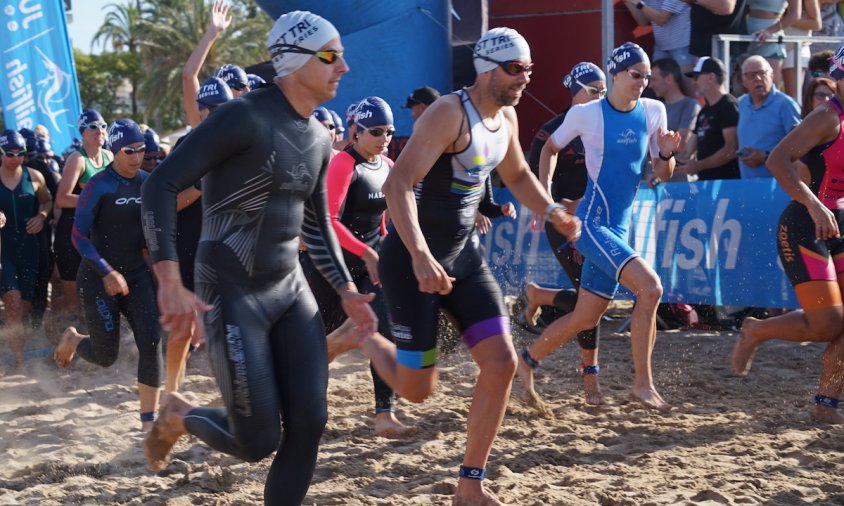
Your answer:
[544,202,565,221]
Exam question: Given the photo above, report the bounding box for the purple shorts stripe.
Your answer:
[462,316,509,348]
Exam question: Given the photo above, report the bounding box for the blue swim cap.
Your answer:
[144,128,161,153]
[196,76,234,110]
[215,64,249,90]
[36,138,52,155]
[563,62,606,96]
[24,134,38,153]
[19,128,35,140]
[247,73,267,90]
[354,96,393,128]
[78,108,105,134]
[313,106,332,124]
[607,42,650,75]
[345,101,360,124]
[329,110,344,133]
[0,129,26,152]
[107,118,145,153]
[831,43,844,80]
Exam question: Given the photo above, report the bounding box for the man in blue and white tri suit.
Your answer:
[518,42,681,413]
[352,28,581,506]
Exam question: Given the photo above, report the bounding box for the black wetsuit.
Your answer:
[528,110,598,350]
[26,157,60,327]
[300,145,396,413]
[142,85,352,506]
[72,165,162,387]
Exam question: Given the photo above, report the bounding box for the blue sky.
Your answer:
[66,0,110,53]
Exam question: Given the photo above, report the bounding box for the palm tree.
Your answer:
[92,1,143,116]
[136,0,271,127]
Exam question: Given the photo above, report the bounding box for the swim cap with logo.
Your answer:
[215,64,249,90]
[36,138,53,155]
[196,76,234,110]
[329,110,344,134]
[107,119,145,153]
[78,109,105,135]
[830,43,844,80]
[345,101,360,124]
[0,129,26,152]
[607,42,649,75]
[354,96,393,129]
[313,106,333,124]
[266,11,340,78]
[247,73,267,90]
[563,62,606,96]
[144,128,161,153]
[473,27,531,74]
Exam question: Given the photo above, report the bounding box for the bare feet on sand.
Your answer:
[812,405,844,424]
[732,317,760,377]
[54,327,83,368]
[523,282,541,326]
[630,385,672,412]
[453,484,509,506]
[326,323,359,363]
[144,392,194,471]
[374,412,416,438]
[583,375,604,406]
[515,355,554,418]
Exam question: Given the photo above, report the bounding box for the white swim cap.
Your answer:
[473,27,531,74]
[267,11,340,78]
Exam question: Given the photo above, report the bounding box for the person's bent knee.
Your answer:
[238,426,282,462]
[477,344,517,380]
[634,282,663,307]
[282,401,328,445]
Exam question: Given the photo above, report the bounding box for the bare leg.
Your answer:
[523,282,557,326]
[138,383,161,431]
[164,330,192,393]
[579,347,603,405]
[618,258,670,411]
[516,289,608,413]
[143,392,195,470]
[359,330,437,403]
[326,319,357,363]
[54,326,87,368]
[2,292,26,370]
[813,334,844,424]
[453,335,516,506]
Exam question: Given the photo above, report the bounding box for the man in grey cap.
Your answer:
[403,85,440,120]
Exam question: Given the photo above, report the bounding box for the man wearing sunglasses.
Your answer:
[142,11,376,505]
[0,130,52,371]
[518,42,680,415]
[352,27,580,506]
[523,61,607,406]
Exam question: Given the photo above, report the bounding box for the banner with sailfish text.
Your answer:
[1,0,81,153]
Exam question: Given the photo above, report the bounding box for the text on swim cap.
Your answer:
[109,130,123,145]
[197,83,219,99]
[477,35,515,56]
[273,19,319,46]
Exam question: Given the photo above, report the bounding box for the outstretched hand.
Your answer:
[208,0,232,35]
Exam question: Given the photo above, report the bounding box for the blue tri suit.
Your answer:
[548,97,667,299]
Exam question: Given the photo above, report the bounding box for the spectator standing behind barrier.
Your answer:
[811,1,844,53]
[679,57,741,179]
[684,0,748,59]
[624,0,694,73]
[745,0,802,87]
[647,58,701,182]
[0,130,52,371]
[737,55,802,177]
[402,85,440,121]
[732,43,844,424]
[782,1,822,98]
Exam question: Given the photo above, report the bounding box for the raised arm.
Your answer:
[182,0,231,128]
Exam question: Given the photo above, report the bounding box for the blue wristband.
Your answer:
[815,395,839,409]
[140,411,155,423]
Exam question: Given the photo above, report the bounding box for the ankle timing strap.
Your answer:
[581,364,600,375]
[521,348,540,369]
[459,465,486,480]
[140,411,155,423]
[815,395,839,409]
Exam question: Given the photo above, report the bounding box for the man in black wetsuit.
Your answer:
[140,11,376,506]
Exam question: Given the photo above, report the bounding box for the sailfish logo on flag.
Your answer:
[34,47,72,131]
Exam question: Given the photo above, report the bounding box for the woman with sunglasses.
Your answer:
[54,119,163,430]
[517,42,680,414]
[732,44,844,424]
[522,62,608,406]
[53,109,112,330]
[0,130,52,371]
[303,97,413,438]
